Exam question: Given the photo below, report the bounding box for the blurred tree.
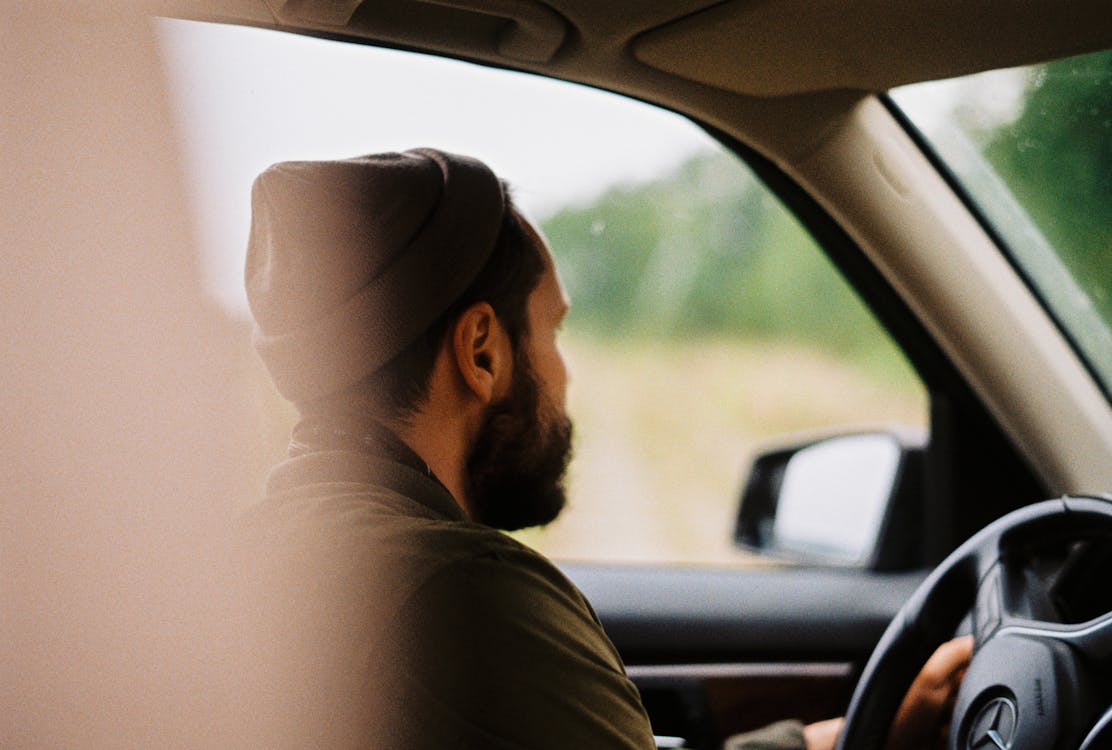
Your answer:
[984,51,1112,320]
[541,152,902,368]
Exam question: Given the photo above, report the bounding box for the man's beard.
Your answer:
[465,355,573,531]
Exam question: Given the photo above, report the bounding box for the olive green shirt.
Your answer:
[238,448,656,749]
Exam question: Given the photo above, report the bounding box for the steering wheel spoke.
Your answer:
[972,565,1006,647]
[997,610,1112,662]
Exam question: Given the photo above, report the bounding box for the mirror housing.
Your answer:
[735,431,925,570]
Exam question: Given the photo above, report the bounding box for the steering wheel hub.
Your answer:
[956,632,1089,750]
[966,696,1016,750]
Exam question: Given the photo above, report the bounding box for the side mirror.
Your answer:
[735,432,924,570]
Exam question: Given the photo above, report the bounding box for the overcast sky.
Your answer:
[157,19,714,314]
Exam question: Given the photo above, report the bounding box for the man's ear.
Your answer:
[450,302,512,405]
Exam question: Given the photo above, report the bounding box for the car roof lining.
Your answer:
[631,0,1112,97]
[163,0,1112,97]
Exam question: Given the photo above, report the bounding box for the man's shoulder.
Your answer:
[239,474,578,610]
[234,467,651,750]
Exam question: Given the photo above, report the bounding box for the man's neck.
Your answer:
[393,418,474,520]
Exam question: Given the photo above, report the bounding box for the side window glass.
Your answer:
[528,154,927,564]
[160,19,926,567]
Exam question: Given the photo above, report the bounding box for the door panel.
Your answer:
[563,564,925,747]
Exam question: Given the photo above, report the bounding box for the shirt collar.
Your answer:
[266,428,466,523]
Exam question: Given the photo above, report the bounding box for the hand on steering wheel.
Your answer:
[803,638,971,750]
[886,635,972,749]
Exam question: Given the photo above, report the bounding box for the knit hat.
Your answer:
[245,148,506,403]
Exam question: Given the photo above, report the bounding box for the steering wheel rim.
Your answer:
[835,495,1112,750]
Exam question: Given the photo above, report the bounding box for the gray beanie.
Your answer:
[245,148,506,403]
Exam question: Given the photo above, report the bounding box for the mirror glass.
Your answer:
[772,434,901,565]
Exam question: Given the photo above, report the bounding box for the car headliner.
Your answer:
[166,0,1112,97]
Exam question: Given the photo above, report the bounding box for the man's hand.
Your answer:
[885,635,973,750]
[801,636,974,750]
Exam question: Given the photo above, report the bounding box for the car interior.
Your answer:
[6,1,1112,748]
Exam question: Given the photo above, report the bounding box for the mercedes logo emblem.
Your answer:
[968,697,1018,750]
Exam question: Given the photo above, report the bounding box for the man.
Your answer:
[239,148,969,749]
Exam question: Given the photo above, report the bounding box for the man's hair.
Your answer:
[305,194,545,423]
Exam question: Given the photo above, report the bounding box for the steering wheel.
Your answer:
[835,495,1112,750]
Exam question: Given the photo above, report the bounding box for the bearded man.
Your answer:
[239,148,969,750]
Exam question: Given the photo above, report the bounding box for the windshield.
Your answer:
[890,51,1112,398]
